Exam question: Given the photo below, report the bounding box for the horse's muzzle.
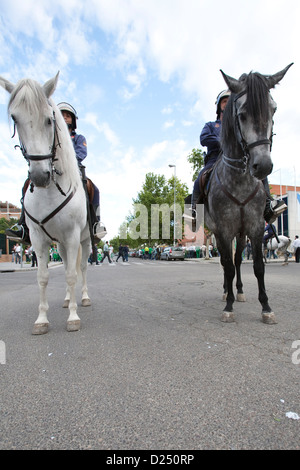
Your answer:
[250,158,273,180]
[28,170,51,188]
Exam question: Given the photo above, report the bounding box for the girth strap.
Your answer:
[215,171,261,236]
[24,187,77,242]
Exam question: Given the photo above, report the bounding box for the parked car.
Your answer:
[160,246,185,261]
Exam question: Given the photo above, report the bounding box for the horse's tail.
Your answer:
[76,243,82,282]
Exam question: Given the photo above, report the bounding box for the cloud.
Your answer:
[83,113,120,148]
[163,120,175,130]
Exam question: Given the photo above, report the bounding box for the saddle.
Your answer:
[197,167,214,204]
[86,178,95,204]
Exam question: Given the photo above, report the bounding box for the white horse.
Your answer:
[0,72,91,334]
[264,235,292,265]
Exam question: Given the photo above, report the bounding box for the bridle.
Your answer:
[12,108,59,162]
[223,90,274,173]
[12,107,71,197]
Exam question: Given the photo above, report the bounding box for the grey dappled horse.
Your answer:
[205,64,293,324]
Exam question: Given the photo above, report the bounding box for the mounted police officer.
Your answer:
[188,90,287,224]
[6,102,106,243]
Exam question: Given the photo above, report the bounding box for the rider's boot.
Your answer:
[91,204,107,241]
[264,198,287,224]
[183,194,195,221]
[5,204,30,244]
[262,178,287,224]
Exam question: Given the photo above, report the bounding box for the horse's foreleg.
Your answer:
[218,239,236,322]
[63,244,81,332]
[32,251,50,335]
[252,240,277,324]
[65,270,81,332]
[222,272,227,301]
[235,236,246,302]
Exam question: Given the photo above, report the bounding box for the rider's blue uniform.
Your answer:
[192,119,222,205]
[71,131,87,163]
[71,131,99,207]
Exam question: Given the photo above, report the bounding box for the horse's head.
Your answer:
[0,73,59,188]
[220,63,293,180]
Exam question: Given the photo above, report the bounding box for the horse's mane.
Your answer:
[8,79,48,118]
[8,79,81,185]
[221,71,272,152]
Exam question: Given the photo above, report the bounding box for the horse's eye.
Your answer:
[239,112,246,122]
[11,115,17,124]
[47,118,52,126]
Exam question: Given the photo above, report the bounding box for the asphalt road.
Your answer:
[0,257,299,450]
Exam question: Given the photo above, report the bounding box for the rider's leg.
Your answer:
[91,184,107,240]
[5,179,30,243]
[263,177,287,223]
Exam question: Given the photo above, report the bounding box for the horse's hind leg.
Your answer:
[252,239,277,324]
[235,236,246,302]
[81,239,91,307]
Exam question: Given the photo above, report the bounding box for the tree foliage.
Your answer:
[187,148,205,181]
[0,217,16,234]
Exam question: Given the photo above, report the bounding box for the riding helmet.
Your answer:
[57,102,78,130]
[215,90,231,117]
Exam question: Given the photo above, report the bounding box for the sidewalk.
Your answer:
[184,256,293,264]
[0,261,63,273]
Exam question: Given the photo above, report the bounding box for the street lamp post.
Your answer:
[169,164,176,246]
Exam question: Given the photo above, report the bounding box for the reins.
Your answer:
[24,186,77,242]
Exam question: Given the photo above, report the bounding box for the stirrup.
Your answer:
[93,222,107,240]
[183,208,197,221]
[264,200,287,224]
[5,224,26,242]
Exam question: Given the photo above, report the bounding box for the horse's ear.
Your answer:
[43,72,60,98]
[264,63,294,89]
[220,70,243,94]
[0,76,15,94]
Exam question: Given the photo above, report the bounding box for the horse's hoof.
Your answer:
[67,320,81,332]
[63,300,69,308]
[32,323,49,335]
[82,298,91,307]
[221,312,235,323]
[236,293,246,302]
[262,312,277,325]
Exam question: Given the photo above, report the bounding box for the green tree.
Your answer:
[0,217,16,233]
[121,172,189,246]
[187,148,205,181]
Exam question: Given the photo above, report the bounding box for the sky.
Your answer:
[0,0,299,239]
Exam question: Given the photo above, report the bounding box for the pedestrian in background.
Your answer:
[292,235,300,263]
[123,245,129,262]
[100,242,112,264]
[116,245,124,262]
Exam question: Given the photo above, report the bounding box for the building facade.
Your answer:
[0,201,21,220]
